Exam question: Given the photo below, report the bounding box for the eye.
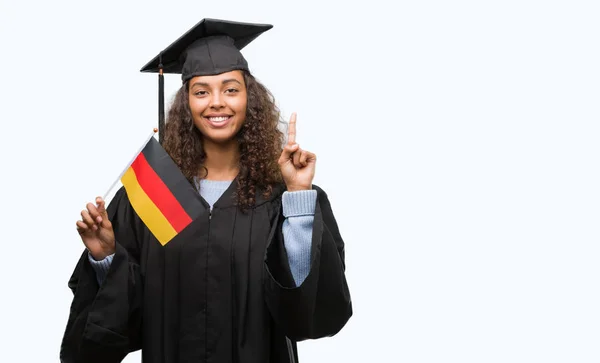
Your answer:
[194,90,208,96]
[225,88,239,94]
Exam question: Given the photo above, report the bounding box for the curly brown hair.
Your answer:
[162,70,285,209]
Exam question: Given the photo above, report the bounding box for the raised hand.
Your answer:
[278,113,317,191]
[76,197,116,260]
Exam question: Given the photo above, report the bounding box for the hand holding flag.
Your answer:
[76,197,115,260]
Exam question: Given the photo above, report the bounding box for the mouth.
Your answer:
[203,115,233,128]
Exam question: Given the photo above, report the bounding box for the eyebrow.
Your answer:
[222,79,242,85]
[190,79,243,88]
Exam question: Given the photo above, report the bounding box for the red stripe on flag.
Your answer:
[130,153,192,233]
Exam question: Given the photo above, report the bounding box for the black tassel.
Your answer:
[158,53,165,144]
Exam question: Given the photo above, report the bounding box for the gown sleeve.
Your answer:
[264,185,353,341]
[60,187,144,363]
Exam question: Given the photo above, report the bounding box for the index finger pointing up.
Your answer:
[287,112,297,145]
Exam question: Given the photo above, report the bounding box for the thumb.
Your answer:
[278,144,299,165]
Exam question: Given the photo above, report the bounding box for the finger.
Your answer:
[287,112,297,145]
[278,143,300,165]
[86,202,102,225]
[299,150,308,167]
[81,210,98,231]
[95,197,108,215]
[305,151,317,164]
[76,221,89,235]
[292,147,303,168]
[95,197,110,227]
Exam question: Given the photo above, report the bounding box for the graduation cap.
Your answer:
[140,18,273,143]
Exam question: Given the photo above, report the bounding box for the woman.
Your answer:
[61,19,351,363]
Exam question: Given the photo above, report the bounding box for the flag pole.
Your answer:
[102,128,158,201]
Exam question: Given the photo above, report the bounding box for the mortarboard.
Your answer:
[140,18,273,143]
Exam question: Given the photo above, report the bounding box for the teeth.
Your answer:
[208,116,229,122]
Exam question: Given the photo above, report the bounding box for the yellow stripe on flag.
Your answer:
[121,167,177,245]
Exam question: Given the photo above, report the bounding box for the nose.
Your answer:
[209,92,224,109]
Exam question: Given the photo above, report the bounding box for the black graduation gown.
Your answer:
[60,181,352,363]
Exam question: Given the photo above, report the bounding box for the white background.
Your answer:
[1,0,599,362]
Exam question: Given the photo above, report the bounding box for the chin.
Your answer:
[201,130,239,144]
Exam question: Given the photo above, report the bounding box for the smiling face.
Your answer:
[188,70,248,144]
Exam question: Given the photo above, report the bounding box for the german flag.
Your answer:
[120,135,203,245]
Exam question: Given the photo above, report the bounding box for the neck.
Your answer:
[202,137,239,181]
